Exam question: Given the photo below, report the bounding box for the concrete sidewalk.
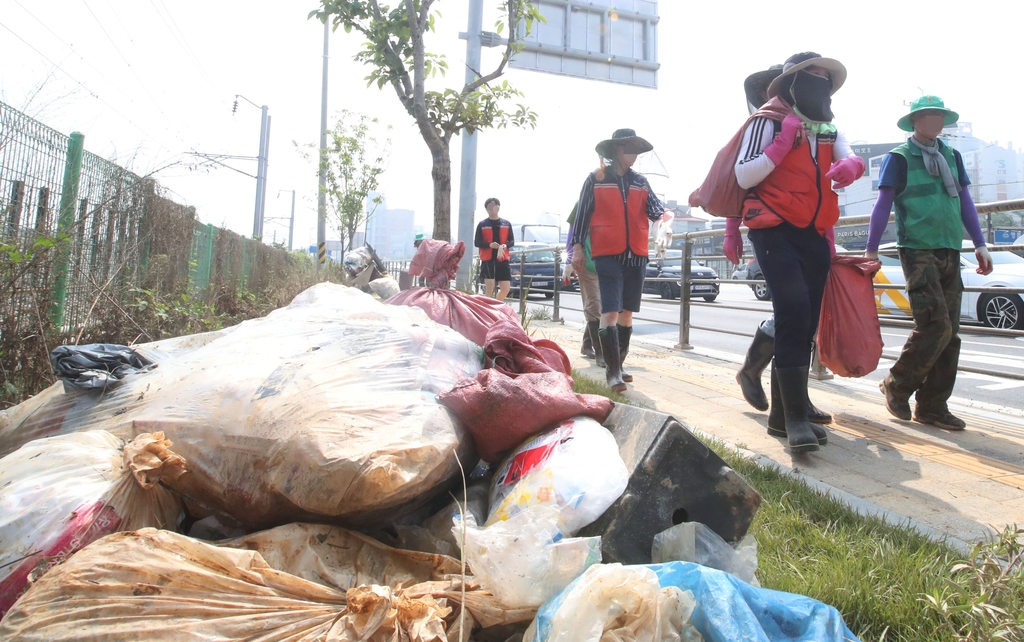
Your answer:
[532,320,1024,547]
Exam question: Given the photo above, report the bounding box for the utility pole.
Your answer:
[259,114,271,238]
[317,19,330,273]
[288,189,295,251]
[455,0,484,289]
[253,105,269,239]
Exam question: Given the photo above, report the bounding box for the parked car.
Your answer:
[874,241,1024,329]
[509,242,558,299]
[643,256,720,301]
[732,259,771,301]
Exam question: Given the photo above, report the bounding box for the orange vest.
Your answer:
[479,222,510,261]
[743,135,839,235]
[590,181,651,258]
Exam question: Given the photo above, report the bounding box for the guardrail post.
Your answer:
[675,238,693,350]
[553,252,561,321]
[809,341,833,380]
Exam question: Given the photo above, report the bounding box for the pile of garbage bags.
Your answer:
[0,252,862,640]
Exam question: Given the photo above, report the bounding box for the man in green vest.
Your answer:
[865,96,993,430]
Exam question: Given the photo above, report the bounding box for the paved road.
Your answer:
[522,284,1024,412]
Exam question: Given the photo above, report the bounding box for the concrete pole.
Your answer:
[253,105,269,238]
[288,189,295,251]
[317,19,330,272]
[455,0,484,289]
[259,115,272,239]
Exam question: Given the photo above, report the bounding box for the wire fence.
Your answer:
[0,100,316,407]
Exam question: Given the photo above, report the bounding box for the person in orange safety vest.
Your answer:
[473,197,515,301]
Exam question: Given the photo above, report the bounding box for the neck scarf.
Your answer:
[793,107,837,135]
[909,137,959,198]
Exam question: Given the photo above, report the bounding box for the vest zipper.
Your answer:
[621,177,630,256]
[809,142,823,231]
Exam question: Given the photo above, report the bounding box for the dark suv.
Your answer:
[643,258,720,301]
[732,258,770,300]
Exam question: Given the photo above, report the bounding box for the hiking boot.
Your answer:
[617,324,633,383]
[581,325,596,359]
[588,320,605,367]
[774,366,821,452]
[879,376,911,421]
[736,324,774,411]
[767,363,827,445]
[599,326,627,392]
[914,407,967,431]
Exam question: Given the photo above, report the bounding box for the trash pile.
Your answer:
[0,241,861,641]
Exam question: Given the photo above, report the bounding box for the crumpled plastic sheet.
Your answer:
[0,431,185,617]
[0,284,484,530]
[50,343,152,390]
[0,526,537,640]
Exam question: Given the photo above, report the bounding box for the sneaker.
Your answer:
[914,408,967,431]
[879,377,911,421]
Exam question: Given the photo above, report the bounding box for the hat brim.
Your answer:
[766,57,847,99]
[744,68,784,108]
[897,108,959,132]
[596,136,654,159]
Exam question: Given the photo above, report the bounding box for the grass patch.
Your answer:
[702,438,1024,641]
[571,368,630,405]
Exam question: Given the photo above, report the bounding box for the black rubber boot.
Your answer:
[808,399,833,425]
[617,324,633,383]
[768,364,827,445]
[599,326,627,392]
[737,325,774,411]
[765,364,827,444]
[581,325,596,359]
[773,366,822,452]
[588,320,605,367]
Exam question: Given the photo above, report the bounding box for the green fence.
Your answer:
[0,100,314,406]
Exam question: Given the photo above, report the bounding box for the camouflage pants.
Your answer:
[888,248,963,410]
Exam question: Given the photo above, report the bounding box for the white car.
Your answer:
[873,242,1024,329]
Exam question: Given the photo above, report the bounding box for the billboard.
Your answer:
[510,1,660,88]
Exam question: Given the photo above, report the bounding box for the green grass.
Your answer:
[572,368,1024,642]
[571,368,630,405]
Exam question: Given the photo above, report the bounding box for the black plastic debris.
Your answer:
[50,344,152,391]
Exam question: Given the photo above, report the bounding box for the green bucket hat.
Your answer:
[897,95,959,132]
[414,233,425,242]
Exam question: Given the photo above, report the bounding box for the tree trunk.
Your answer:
[430,144,452,242]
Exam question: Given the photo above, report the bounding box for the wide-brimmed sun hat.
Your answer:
[744,64,784,108]
[595,128,654,159]
[767,51,847,98]
[897,95,959,132]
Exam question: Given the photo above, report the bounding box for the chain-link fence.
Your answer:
[0,101,316,407]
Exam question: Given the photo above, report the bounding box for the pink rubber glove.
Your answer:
[825,226,836,259]
[825,156,866,189]
[724,217,743,265]
[763,113,804,165]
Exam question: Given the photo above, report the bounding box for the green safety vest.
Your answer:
[890,140,963,250]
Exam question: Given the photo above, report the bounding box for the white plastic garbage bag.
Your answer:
[487,416,628,536]
[454,505,602,609]
[0,430,185,617]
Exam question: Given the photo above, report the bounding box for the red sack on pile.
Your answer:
[387,288,520,347]
[817,255,883,377]
[438,370,614,463]
[486,320,572,378]
[408,239,465,288]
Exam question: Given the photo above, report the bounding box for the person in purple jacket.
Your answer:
[866,95,993,431]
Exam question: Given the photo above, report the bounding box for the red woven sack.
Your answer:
[817,256,883,377]
[438,369,614,463]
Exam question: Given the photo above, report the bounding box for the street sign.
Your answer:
[510,0,660,89]
[995,229,1023,245]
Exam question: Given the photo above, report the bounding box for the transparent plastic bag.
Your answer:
[487,416,628,536]
[524,563,702,642]
[651,522,759,586]
[454,505,602,609]
[0,430,185,617]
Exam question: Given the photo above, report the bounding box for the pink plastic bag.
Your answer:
[817,256,883,377]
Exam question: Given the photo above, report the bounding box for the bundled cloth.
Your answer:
[409,239,465,289]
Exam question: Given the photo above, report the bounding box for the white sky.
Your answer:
[3,0,1023,249]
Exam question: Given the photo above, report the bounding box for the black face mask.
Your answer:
[789,71,834,122]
